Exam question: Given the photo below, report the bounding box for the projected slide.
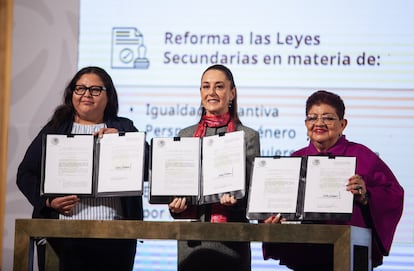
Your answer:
[78,1,414,270]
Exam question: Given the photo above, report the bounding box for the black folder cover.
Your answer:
[41,132,146,197]
[247,155,356,221]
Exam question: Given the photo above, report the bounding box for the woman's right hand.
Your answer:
[47,195,79,216]
[168,197,188,214]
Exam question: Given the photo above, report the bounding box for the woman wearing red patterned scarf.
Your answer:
[168,64,260,271]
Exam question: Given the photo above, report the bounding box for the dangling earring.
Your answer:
[228,100,233,108]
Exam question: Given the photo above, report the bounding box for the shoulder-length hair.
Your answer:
[46,66,119,129]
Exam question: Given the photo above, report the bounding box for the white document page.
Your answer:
[43,135,94,195]
[303,156,356,214]
[202,131,245,196]
[151,137,200,196]
[97,132,146,194]
[247,157,302,215]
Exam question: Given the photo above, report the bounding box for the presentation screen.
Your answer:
[78,1,414,270]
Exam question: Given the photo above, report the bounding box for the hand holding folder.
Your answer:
[41,132,146,197]
[247,155,356,221]
[149,131,246,205]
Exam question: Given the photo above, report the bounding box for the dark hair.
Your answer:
[46,66,119,129]
[306,90,345,120]
[199,64,241,124]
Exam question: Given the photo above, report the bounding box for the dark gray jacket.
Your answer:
[174,123,260,271]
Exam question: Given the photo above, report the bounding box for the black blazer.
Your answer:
[16,117,147,220]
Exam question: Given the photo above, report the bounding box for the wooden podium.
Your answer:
[14,219,371,271]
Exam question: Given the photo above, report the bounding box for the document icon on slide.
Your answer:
[111,27,150,69]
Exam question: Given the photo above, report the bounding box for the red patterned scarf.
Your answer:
[193,112,236,137]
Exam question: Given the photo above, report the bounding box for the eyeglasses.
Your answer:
[74,85,106,96]
[305,115,339,125]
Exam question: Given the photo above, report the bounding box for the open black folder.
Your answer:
[149,131,246,205]
[246,155,356,221]
[41,132,146,197]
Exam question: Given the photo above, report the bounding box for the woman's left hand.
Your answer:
[263,213,285,224]
[94,128,119,138]
[220,193,237,206]
[347,174,369,205]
